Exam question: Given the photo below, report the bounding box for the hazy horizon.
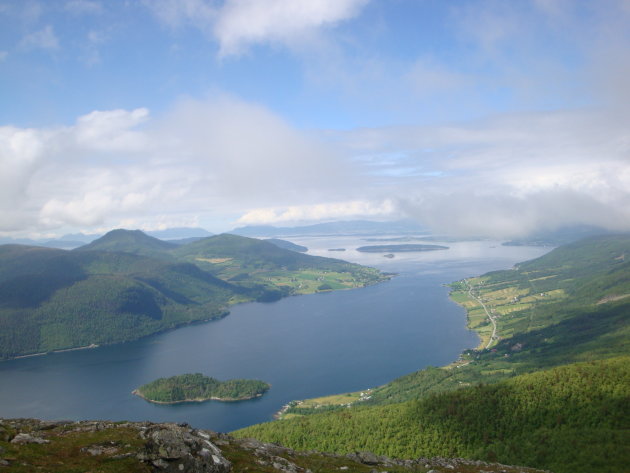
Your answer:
[2,0,629,239]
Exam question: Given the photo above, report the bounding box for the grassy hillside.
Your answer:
[264,238,308,253]
[173,233,386,301]
[0,230,386,359]
[235,235,630,473]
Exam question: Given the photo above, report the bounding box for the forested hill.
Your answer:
[173,233,361,274]
[0,230,386,359]
[237,357,630,473]
[74,228,177,258]
[0,244,236,359]
[235,234,630,473]
[134,373,271,403]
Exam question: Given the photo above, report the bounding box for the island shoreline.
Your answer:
[131,389,267,404]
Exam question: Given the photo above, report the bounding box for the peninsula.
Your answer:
[133,373,270,404]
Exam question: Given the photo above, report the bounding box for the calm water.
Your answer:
[0,237,549,432]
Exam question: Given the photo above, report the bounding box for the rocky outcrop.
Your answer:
[0,418,230,472]
[0,418,550,473]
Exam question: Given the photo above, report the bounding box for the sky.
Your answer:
[1,0,629,239]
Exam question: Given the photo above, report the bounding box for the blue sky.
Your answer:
[1,0,629,238]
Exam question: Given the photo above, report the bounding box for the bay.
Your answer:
[0,237,549,432]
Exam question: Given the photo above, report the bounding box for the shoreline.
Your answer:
[10,343,100,361]
[132,389,265,404]
[2,271,389,363]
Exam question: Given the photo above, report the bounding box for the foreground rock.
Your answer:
[0,418,550,473]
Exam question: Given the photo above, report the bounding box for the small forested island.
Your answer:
[133,373,270,404]
[356,244,449,253]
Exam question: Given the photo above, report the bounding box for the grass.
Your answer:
[264,270,367,294]
[449,277,569,349]
[277,390,370,419]
[0,426,149,473]
[194,257,233,264]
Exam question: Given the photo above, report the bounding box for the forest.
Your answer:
[135,373,270,403]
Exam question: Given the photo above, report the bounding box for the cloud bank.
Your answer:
[0,96,358,236]
[237,200,396,225]
[2,99,629,238]
[338,108,630,238]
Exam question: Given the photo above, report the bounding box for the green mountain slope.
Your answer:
[0,230,386,359]
[173,233,386,301]
[174,233,353,272]
[235,357,630,473]
[0,245,236,358]
[264,238,308,253]
[74,228,177,258]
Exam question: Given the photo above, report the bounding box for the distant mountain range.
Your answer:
[230,220,429,237]
[0,227,213,250]
[1,222,617,250]
[1,220,430,250]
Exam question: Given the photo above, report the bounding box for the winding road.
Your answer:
[465,280,497,349]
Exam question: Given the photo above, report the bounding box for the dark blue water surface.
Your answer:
[0,237,549,432]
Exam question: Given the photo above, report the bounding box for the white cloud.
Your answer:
[155,95,354,203]
[338,108,630,238]
[214,0,369,56]
[145,0,369,56]
[0,51,7,62]
[20,25,59,51]
[74,108,150,151]
[2,98,629,238]
[0,96,356,236]
[237,199,396,225]
[0,127,47,215]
